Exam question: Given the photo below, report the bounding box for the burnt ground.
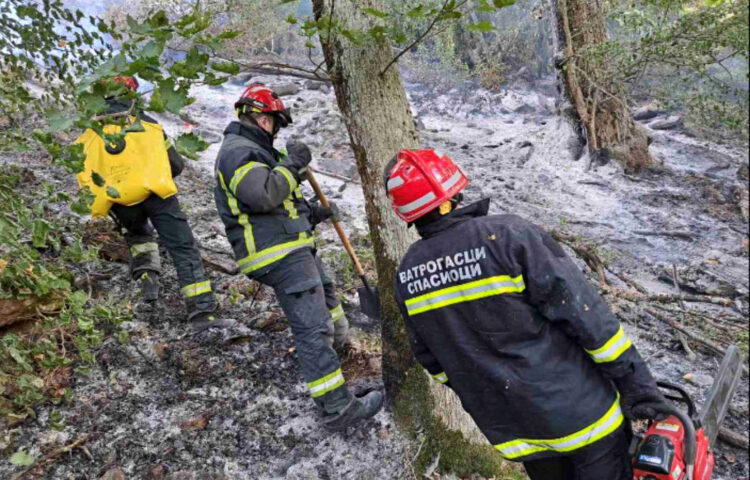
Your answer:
[1,74,748,480]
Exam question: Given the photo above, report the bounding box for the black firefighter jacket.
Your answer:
[214,121,314,278]
[394,199,652,462]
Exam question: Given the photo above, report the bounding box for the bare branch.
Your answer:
[379,0,470,77]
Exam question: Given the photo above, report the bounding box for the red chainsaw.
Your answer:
[631,345,743,480]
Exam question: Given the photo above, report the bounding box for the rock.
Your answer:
[178,112,199,126]
[149,465,165,480]
[319,84,331,94]
[304,80,322,90]
[229,73,253,86]
[414,117,426,130]
[650,115,683,130]
[737,163,749,182]
[684,373,714,387]
[632,105,663,121]
[273,83,301,97]
[513,103,536,114]
[194,128,222,144]
[100,468,126,480]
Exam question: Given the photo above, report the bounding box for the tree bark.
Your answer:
[312,0,505,476]
[554,0,652,170]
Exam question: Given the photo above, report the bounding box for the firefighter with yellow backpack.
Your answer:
[76,76,231,334]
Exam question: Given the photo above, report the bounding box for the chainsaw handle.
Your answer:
[640,403,696,480]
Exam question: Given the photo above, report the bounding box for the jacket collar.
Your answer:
[416,198,490,239]
[224,121,275,153]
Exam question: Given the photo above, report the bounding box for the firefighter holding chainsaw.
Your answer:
[386,149,668,479]
[213,84,383,429]
[77,76,225,333]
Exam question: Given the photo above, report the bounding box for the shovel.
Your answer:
[306,169,381,320]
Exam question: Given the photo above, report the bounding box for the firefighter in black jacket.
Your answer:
[385,148,667,479]
[104,77,223,332]
[214,84,383,429]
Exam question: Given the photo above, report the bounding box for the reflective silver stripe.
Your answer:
[387,176,404,191]
[441,170,462,191]
[130,242,158,257]
[406,275,526,316]
[397,191,436,214]
[307,368,345,398]
[585,326,633,363]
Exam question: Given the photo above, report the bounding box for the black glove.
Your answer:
[310,202,340,226]
[613,371,668,420]
[282,140,312,182]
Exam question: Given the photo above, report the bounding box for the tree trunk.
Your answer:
[554,0,652,170]
[312,1,511,476]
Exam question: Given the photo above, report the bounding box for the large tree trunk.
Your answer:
[312,1,511,477]
[554,0,652,170]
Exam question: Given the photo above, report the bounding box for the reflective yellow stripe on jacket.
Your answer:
[238,232,315,274]
[218,170,256,256]
[585,325,633,363]
[405,274,526,316]
[494,395,624,460]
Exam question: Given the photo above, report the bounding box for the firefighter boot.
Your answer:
[138,271,160,302]
[323,390,384,431]
[190,312,238,336]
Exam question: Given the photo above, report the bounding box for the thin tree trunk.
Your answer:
[554,0,652,170]
[312,1,509,476]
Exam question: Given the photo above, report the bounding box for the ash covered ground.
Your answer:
[1,73,748,480]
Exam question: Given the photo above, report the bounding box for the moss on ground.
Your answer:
[393,363,524,479]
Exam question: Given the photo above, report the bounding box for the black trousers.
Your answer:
[256,248,349,413]
[523,427,632,480]
[110,194,215,319]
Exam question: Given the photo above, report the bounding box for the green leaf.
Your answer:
[32,220,51,248]
[211,61,240,75]
[216,30,241,40]
[138,40,164,60]
[8,347,33,372]
[175,133,209,160]
[363,8,389,18]
[154,78,192,114]
[406,5,427,18]
[46,110,75,132]
[492,0,516,7]
[10,450,35,467]
[106,186,121,199]
[468,21,495,32]
[71,187,95,216]
[286,14,298,25]
[91,171,105,187]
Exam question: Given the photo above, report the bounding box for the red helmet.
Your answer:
[234,83,292,127]
[385,149,469,222]
[113,76,139,91]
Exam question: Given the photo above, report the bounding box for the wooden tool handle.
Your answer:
[306,169,366,277]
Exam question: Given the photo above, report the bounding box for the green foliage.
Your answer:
[0,166,131,426]
[602,0,749,137]
[9,449,35,467]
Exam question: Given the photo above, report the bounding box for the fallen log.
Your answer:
[718,426,749,450]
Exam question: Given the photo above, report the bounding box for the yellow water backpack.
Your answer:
[75,119,178,217]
